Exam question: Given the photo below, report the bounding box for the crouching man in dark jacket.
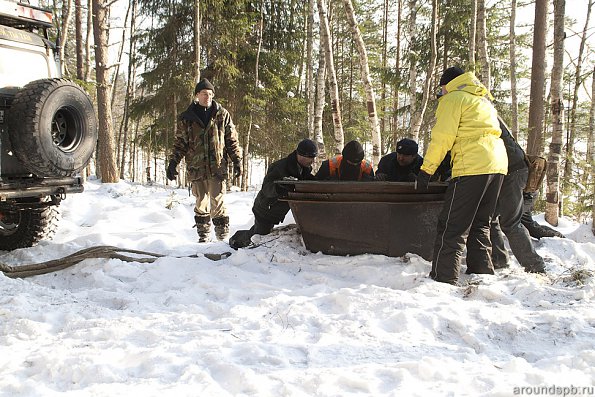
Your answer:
[229,139,318,249]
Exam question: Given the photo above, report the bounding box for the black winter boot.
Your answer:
[212,216,230,241]
[194,215,211,242]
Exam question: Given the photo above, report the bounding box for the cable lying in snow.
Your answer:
[0,246,231,278]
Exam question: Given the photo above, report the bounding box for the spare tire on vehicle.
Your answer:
[7,78,98,177]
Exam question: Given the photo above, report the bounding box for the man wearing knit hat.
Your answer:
[315,140,374,181]
[166,78,243,242]
[416,67,508,285]
[229,139,318,249]
[376,138,423,182]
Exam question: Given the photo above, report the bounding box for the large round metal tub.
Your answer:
[277,181,447,261]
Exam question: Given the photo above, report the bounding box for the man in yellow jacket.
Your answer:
[416,67,508,285]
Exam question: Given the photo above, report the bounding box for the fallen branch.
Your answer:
[0,246,230,279]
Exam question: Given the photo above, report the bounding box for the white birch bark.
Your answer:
[545,0,565,226]
[317,0,344,154]
[477,0,490,89]
[342,0,381,165]
[509,0,519,138]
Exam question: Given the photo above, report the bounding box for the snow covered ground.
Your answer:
[1,178,594,397]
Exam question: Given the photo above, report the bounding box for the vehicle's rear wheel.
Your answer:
[7,78,97,177]
[0,207,59,250]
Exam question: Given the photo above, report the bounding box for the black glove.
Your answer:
[233,161,242,178]
[375,173,387,181]
[166,159,178,181]
[415,170,431,190]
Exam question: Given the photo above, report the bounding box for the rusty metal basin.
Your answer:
[276,181,447,260]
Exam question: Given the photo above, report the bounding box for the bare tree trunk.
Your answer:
[75,0,84,80]
[313,42,327,167]
[306,0,315,139]
[509,0,519,138]
[527,0,548,156]
[562,0,592,195]
[194,0,201,82]
[110,2,131,109]
[119,0,137,179]
[92,0,119,182]
[587,66,595,234]
[392,0,402,150]
[469,0,477,71]
[85,0,93,82]
[410,0,437,142]
[241,3,264,192]
[381,0,389,153]
[476,0,490,89]
[342,0,381,165]
[406,0,418,141]
[545,0,565,227]
[58,0,73,76]
[317,0,344,154]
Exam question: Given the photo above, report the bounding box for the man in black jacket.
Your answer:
[490,118,546,273]
[376,138,423,182]
[229,139,318,249]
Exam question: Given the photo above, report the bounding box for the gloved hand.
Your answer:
[415,170,431,190]
[375,173,387,181]
[166,159,178,181]
[233,161,242,178]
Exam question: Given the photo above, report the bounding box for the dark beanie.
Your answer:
[439,67,465,86]
[194,78,215,94]
[396,138,418,155]
[297,139,318,158]
[342,140,365,163]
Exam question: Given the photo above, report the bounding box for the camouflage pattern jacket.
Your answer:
[170,100,242,181]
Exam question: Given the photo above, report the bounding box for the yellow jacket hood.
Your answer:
[421,72,507,178]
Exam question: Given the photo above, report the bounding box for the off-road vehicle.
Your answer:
[0,0,97,250]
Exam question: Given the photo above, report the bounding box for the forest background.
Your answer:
[44,0,594,230]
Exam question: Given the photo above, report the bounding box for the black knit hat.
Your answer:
[342,140,365,163]
[396,138,418,155]
[297,139,318,158]
[194,78,215,94]
[439,67,465,86]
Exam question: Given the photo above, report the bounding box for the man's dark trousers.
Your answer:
[430,173,504,284]
[491,168,544,270]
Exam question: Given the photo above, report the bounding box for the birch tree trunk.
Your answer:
[92,0,119,182]
[59,0,73,76]
[545,0,565,226]
[527,0,548,156]
[509,0,519,138]
[406,0,418,141]
[469,0,477,71]
[75,0,84,80]
[306,0,315,139]
[410,0,437,141]
[562,0,592,195]
[241,4,264,191]
[111,2,131,109]
[342,0,381,165]
[317,0,344,154]
[381,0,389,153]
[119,0,137,179]
[194,0,201,82]
[589,67,595,235]
[313,43,327,167]
[476,0,490,89]
[392,0,402,149]
[85,0,93,82]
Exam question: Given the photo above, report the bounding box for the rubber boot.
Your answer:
[194,215,211,242]
[212,216,229,241]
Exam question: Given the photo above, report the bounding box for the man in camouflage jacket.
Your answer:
[166,78,242,242]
